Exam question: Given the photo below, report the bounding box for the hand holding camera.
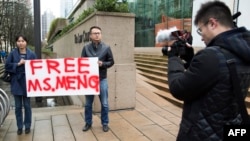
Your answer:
[156,27,194,67]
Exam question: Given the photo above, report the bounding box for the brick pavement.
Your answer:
[0,70,181,141]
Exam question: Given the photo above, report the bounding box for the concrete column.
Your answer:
[53,12,136,112]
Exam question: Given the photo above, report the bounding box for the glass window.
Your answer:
[128,0,192,47]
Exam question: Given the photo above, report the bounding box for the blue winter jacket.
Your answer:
[5,48,37,96]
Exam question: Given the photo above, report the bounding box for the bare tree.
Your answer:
[0,0,34,53]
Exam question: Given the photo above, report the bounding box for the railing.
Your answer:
[0,88,10,126]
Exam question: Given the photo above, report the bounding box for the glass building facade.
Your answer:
[127,0,193,47]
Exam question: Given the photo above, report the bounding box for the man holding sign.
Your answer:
[81,26,114,132]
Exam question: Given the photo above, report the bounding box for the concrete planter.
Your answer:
[53,11,136,112]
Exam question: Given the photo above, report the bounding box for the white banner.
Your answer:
[25,57,100,97]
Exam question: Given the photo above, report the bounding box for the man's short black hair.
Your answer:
[89,26,102,33]
[194,1,233,28]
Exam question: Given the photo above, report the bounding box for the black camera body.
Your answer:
[161,30,192,56]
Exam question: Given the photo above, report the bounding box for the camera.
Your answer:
[156,27,192,56]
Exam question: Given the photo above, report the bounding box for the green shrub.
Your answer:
[28,46,54,57]
[49,8,94,44]
[47,18,66,41]
[49,0,129,44]
[94,0,129,12]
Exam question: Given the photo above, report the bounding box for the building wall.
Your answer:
[128,0,192,47]
[65,0,192,47]
[42,10,55,40]
[65,0,193,47]
[67,0,95,23]
[60,0,73,18]
[52,11,136,112]
[235,0,250,30]
[191,0,250,48]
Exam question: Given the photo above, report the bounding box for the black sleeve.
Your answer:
[81,46,86,57]
[101,47,114,68]
[168,49,220,101]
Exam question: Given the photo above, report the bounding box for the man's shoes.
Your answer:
[17,129,22,135]
[82,124,91,131]
[103,125,109,132]
[25,128,30,134]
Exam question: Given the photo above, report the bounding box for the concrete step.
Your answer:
[134,53,250,110]
[137,70,168,84]
[136,70,169,93]
[135,53,168,91]
[134,54,167,62]
[134,53,165,57]
[134,58,167,66]
[136,70,182,108]
[136,62,167,72]
[154,90,183,108]
[136,66,167,78]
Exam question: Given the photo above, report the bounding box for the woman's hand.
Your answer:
[18,58,25,66]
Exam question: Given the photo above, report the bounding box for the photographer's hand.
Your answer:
[167,45,179,58]
[180,44,194,68]
[161,40,179,57]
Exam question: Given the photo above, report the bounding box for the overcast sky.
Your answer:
[40,0,78,17]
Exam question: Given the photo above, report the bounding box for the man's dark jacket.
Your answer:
[81,42,114,80]
[168,27,250,141]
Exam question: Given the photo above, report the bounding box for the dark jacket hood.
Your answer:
[207,27,250,63]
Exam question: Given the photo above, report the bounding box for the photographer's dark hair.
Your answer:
[194,1,234,28]
[89,26,102,33]
[15,34,28,43]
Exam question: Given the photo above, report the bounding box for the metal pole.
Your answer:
[33,0,41,59]
[33,0,42,103]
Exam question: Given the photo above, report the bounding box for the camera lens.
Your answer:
[162,47,168,56]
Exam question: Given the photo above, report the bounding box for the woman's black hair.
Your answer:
[15,34,28,43]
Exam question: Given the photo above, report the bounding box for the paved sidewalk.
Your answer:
[0,70,181,141]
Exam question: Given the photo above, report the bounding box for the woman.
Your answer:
[5,35,37,135]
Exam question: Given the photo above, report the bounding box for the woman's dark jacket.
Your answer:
[5,48,37,96]
[168,27,250,141]
[81,41,114,80]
